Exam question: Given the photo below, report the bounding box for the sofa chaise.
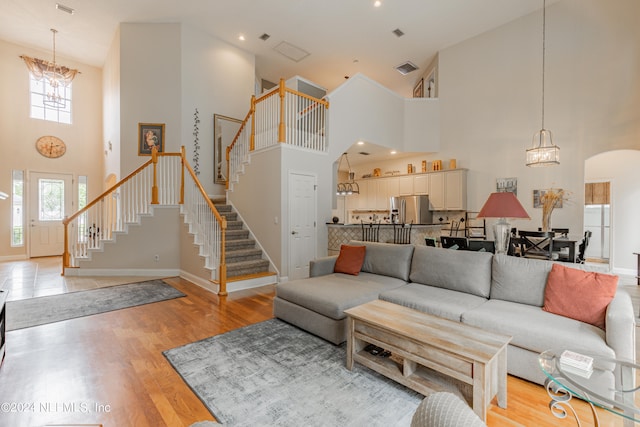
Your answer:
[273,241,635,391]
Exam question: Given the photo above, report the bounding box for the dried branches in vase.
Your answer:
[540,188,568,231]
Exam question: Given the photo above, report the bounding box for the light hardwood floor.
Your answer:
[0,257,637,426]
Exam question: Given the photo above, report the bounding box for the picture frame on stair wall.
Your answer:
[138,123,165,156]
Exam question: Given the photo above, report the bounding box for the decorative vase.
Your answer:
[541,208,553,232]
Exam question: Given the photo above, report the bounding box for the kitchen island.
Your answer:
[327,223,445,255]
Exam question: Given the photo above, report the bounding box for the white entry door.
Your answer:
[288,172,317,280]
[29,172,73,257]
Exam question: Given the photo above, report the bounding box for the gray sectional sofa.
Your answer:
[273,241,636,390]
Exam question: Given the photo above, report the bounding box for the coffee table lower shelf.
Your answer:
[345,300,511,423]
[352,340,473,401]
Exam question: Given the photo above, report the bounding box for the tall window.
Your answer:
[11,170,24,247]
[29,74,72,124]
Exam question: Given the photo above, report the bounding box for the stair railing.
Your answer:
[226,78,329,189]
[62,147,229,295]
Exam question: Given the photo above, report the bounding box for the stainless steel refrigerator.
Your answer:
[390,195,433,224]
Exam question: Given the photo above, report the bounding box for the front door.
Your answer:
[29,172,73,257]
[288,172,316,280]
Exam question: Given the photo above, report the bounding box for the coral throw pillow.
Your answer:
[543,263,618,329]
[334,244,366,276]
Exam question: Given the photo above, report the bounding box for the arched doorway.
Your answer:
[585,150,640,275]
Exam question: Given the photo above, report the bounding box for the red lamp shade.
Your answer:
[477,192,530,219]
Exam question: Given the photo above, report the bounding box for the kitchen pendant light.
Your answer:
[526,0,560,167]
[335,153,360,196]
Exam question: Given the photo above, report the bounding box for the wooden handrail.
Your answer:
[182,151,228,295]
[283,87,330,108]
[63,158,153,226]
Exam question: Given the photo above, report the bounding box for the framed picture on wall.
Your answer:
[138,123,165,155]
[413,78,424,98]
[496,177,517,195]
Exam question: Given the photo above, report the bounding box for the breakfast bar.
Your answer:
[327,223,444,255]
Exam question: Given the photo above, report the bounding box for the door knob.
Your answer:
[291,231,298,235]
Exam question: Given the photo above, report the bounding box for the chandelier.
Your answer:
[335,153,360,196]
[43,29,66,108]
[526,0,560,167]
[21,29,79,110]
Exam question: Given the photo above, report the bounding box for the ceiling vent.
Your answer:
[274,41,310,62]
[259,33,271,41]
[394,61,419,75]
[392,28,405,38]
[56,3,75,14]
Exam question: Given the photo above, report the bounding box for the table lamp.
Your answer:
[477,192,530,254]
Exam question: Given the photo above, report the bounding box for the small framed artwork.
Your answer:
[413,78,424,98]
[496,177,517,195]
[533,189,564,209]
[138,123,165,155]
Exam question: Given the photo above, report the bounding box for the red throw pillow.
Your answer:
[543,263,618,329]
[334,244,366,276]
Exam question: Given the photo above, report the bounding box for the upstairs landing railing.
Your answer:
[226,78,329,189]
[62,147,229,295]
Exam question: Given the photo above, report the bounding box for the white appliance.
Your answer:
[390,195,433,224]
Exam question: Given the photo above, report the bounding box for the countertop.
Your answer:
[326,222,446,226]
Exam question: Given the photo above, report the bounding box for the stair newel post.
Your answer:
[225,145,230,191]
[179,146,185,204]
[151,146,159,204]
[278,78,286,143]
[219,216,228,296]
[62,217,69,275]
[250,95,256,152]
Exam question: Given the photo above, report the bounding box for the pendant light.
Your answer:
[526,0,560,167]
[335,153,360,196]
[43,28,66,109]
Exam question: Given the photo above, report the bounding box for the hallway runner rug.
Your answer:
[164,319,423,426]
[6,279,185,331]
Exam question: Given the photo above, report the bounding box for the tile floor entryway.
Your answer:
[0,256,163,302]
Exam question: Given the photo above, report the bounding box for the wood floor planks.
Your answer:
[0,275,629,426]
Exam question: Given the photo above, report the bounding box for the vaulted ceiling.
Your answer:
[0,0,551,97]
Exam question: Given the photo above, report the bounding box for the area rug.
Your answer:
[164,319,423,426]
[6,279,185,331]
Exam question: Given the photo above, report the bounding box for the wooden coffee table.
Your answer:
[344,299,512,422]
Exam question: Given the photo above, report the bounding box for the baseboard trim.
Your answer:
[64,268,181,277]
[179,270,219,294]
[0,254,29,262]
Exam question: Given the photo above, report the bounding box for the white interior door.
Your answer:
[29,172,73,257]
[288,172,316,280]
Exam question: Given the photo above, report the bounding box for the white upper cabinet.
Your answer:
[399,176,414,196]
[428,170,467,210]
[413,175,429,195]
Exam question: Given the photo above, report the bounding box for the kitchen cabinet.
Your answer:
[428,170,467,210]
[399,176,414,196]
[413,175,429,195]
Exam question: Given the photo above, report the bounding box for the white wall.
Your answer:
[103,28,121,182]
[0,39,103,259]
[437,0,640,270]
[585,150,640,275]
[180,26,255,195]
[119,24,183,177]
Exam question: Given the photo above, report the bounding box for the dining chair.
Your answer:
[361,221,380,242]
[393,222,413,244]
[441,236,468,250]
[576,230,593,263]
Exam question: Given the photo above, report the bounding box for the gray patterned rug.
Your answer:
[164,319,422,427]
[6,279,185,331]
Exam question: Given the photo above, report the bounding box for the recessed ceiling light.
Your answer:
[357,141,365,145]
[390,150,397,155]
[374,0,382,7]
[238,34,246,41]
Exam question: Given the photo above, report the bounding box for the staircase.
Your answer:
[212,199,274,282]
